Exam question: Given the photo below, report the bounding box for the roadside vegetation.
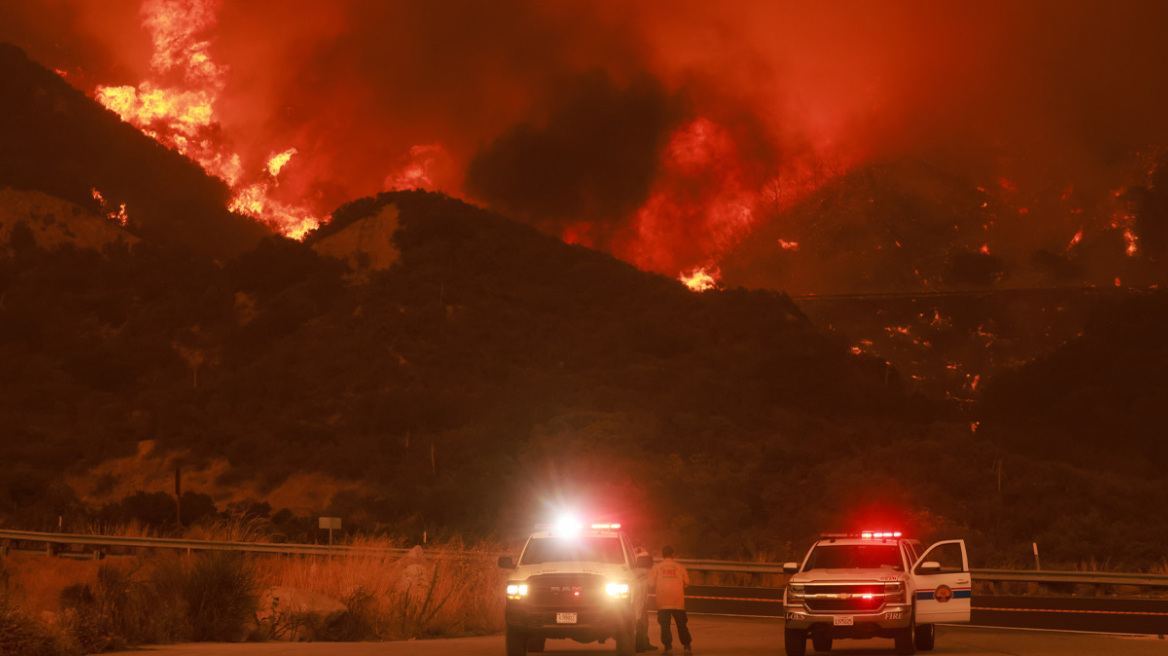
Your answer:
[0,523,503,655]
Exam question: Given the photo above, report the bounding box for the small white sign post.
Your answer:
[319,517,342,547]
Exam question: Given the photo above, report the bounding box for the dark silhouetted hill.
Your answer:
[980,289,1168,475]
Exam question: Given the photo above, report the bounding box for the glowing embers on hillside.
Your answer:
[1123,228,1139,256]
[92,0,319,238]
[92,188,129,226]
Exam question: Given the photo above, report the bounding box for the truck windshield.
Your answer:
[520,536,626,565]
[803,544,904,571]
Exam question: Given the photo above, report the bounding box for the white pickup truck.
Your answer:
[782,531,970,655]
[498,521,653,656]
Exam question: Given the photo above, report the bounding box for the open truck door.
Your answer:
[912,539,971,625]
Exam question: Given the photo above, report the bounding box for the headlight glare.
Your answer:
[506,583,529,599]
[606,581,630,597]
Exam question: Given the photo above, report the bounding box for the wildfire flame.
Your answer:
[680,266,719,292]
[267,148,297,178]
[92,187,130,226]
[627,118,767,277]
[384,143,453,192]
[92,0,320,238]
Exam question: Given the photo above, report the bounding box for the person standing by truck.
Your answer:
[634,545,658,651]
[649,545,691,655]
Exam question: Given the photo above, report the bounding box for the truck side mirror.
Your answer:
[783,562,799,574]
[636,555,653,569]
[917,560,941,575]
[498,556,516,569]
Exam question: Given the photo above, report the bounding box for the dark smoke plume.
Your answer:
[464,71,685,239]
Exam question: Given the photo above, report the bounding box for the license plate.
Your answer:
[556,613,578,624]
[833,616,854,626]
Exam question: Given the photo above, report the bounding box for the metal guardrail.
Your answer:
[970,568,1168,588]
[0,528,414,558]
[4,529,1168,589]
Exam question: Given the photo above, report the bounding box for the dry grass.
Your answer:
[183,514,271,543]
[2,524,508,649]
[4,554,101,615]
[79,519,155,539]
[251,535,505,639]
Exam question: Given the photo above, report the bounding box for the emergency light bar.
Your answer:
[534,518,622,533]
[862,531,902,539]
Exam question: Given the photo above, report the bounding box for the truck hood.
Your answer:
[513,562,632,581]
[790,569,906,584]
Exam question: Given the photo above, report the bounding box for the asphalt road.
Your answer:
[103,616,1168,656]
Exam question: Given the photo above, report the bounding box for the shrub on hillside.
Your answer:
[0,599,65,656]
[182,552,258,641]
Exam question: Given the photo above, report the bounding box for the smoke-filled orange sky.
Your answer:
[4,0,1168,289]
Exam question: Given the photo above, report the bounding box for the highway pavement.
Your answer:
[102,615,1168,656]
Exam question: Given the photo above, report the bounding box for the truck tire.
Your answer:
[616,620,636,656]
[784,628,807,656]
[505,629,528,656]
[526,636,546,652]
[894,610,917,656]
[812,633,833,652]
[914,623,935,651]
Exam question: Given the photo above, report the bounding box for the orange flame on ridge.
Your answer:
[92,0,319,238]
[680,266,719,292]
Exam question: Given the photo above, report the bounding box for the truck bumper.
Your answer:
[783,603,912,638]
[505,602,633,641]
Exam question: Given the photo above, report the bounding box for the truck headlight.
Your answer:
[787,583,805,601]
[506,583,529,600]
[884,582,905,603]
[606,581,630,598]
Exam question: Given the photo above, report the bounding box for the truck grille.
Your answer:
[804,583,887,613]
[526,573,606,607]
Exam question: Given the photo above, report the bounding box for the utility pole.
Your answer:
[175,463,182,527]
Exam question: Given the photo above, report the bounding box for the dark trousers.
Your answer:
[637,603,652,649]
[657,608,691,648]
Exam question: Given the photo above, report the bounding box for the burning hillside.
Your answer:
[5,1,1168,290]
[0,43,272,260]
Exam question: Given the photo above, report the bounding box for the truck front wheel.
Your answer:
[505,628,528,656]
[784,628,807,656]
[914,623,935,651]
[812,633,833,652]
[894,610,917,656]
